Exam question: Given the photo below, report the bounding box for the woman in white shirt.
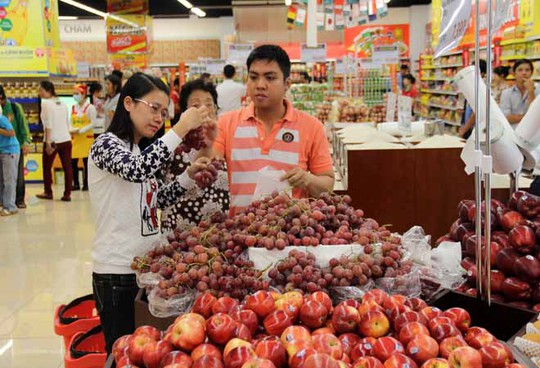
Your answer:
[88,72,212,354]
[36,81,73,202]
[102,74,122,132]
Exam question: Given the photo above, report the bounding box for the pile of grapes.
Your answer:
[178,123,211,153]
[132,192,412,298]
[193,158,225,189]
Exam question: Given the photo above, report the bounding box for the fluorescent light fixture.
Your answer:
[0,340,13,356]
[60,0,107,18]
[178,0,193,9]
[59,16,79,20]
[191,7,206,17]
[285,0,292,5]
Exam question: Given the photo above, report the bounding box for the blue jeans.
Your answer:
[0,153,19,212]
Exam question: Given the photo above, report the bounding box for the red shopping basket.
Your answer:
[54,294,100,350]
[65,325,107,368]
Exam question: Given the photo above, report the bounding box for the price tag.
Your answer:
[301,43,327,63]
[434,0,472,58]
[386,92,398,122]
[397,95,413,133]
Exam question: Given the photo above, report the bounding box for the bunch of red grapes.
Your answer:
[193,158,225,189]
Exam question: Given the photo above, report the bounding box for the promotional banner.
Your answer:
[301,43,327,62]
[434,0,471,57]
[48,47,76,77]
[107,0,149,14]
[0,47,48,76]
[109,53,148,69]
[43,0,60,47]
[344,24,409,59]
[106,15,151,54]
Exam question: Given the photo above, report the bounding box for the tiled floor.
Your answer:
[0,184,94,368]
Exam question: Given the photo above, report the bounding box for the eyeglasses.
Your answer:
[135,98,170,120]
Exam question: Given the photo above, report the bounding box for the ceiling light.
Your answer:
[285,0,292,5]
[58,16,79,20]
[191,7,206,17]
[178,0,193,9]
[60,0,107,18]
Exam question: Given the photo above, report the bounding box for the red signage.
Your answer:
[344,24,410,58]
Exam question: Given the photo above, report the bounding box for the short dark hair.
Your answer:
[0,85,6,100]
[400,64,409,71]
[105,74,122,95]
[513,59,534,73]
[494,65,510,79]
[472,59,487,75]
[173,77,180,87]
[201,73,211,80]
[107,72,170,146]
[224,64,236,79]
[179,79,218,113]
[403,74,416,84]
[111,69,123,80]
[88,82,102,95]
[247,45,291,79]
[40,81,56,96]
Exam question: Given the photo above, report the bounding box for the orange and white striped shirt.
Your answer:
[214,99,333,214]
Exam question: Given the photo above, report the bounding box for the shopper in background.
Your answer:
[111,69,123,81]
[0,85,31,209]
[500,59,540,127]
[170,77,181,126]
[89,82,106,139]
[36,81,73,202]
[200,73,211,83]
[492,65,511,104]
[121,70,133,87]
[214,44,334,214]
[458,60,487,139]
[88,72,213,354]
[0,106,20,216]
[216,64,246,116]
[71,84,97,191]
[160,79,229,231]
[398,64,410,90]
[401,74,419,99]
[103,74,122,132]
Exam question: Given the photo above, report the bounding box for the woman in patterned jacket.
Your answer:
[160,79,230,232]
[88,72,213,354]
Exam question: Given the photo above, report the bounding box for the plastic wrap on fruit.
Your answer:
[509,190,527,210]
[401,226,431,266]
[517,192,540,219]
[330,280,375,304]
[147,286,197,318]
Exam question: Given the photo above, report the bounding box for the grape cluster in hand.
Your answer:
[193,158,225,189]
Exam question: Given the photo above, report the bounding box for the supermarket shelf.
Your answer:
[10,97,39,104]
[421,89,459,96]
[500,39,527,46]
[432,64,463,69]
[417,100,461,111]
[500,55,528,61]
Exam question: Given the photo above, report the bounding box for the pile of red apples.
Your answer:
[440,191,540,310]
[112,289,524,368]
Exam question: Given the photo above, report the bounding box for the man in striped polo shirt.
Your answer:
[213,45,334,214]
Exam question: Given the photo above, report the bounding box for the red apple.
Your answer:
[350,337,377,361]
[245,291,275,319]
[460,257,475,272]
[497,209,524,231]
[212,296,239,314]
[509,225,536,254]
[332,304,361,334]
[496,248,520,275]
[358,310,391,338]
[224,338,252,359]
[454,223,475,243]
[398,322,430,346]
[275,299,300,322]
[481,241,505,267]
[458,200,475,223]
[313,327,334,336]
[517,191,540,218]
[133,325,161,341]
[127,333,154,366]
[479,341,513,368]
[142,340,173,368]
[241,357,276,368]
[299,300,329,329]
[170,315,206,351]
[358,300,385,319]
[264,309,293,336]
[466,266,478,286]
[514,254,540,283]
[231,309,259,336]
[430,323,462,343]
[419,307,442,322]
[303,353,340,368]
[489,270,506,294]
[313,334,343,359]
[116,355,136,368]
[372,337,404,362]
[420,358,449,368]
[448,346,482,368]
[404,298,428,312]
[192,292,218,319]
[393,311,428,332]
[234,323,252,341]
[224,346,256,368]
[383,353,418,368]
[340,299,361,309]
[428,317,454,332]
[191,343,222,362]
[509,190,526,210]
[352,356,384,368]
[339,333,362,355]
[288,347,317,368]
[467,331,496,349]
[406,335,439,365]
[439,336,468,359]
[161,351,193,368]
[112,335,133,361]
[442,308,471,333]
[255,337,287,368]
[501,277,532,300]
[207,313,238,345]
[192,356,224,368]
[308,291,333,314]
[281,325,312,345]
[363,289,390,306]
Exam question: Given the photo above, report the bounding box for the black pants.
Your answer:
[16,149,25,205]
[530,176,540,196]
[92,273,139,355]
[72,158,88,189]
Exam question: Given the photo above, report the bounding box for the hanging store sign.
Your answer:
[227,44,253,65]
[434,0,472,57]
[300,43,327,62]
[106,15,151,54]
[107,0,149,14]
